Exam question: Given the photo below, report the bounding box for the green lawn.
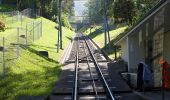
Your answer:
[83,25,128,59]
[0,16,74,100]
[0,15,42,75]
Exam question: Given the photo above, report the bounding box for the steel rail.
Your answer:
[72,34,79,100]
[82,33,115,100]
[81,34,99,100]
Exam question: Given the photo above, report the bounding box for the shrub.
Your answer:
[0,20,5,32]
[61,14,72,30]
[51,15,58,23]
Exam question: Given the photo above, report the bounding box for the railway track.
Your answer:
[72,33,115,100]
[48,33,119,100]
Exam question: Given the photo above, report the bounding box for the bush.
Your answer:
[51,15,58,23]
[61,14,72,30]
[0,20,5,32]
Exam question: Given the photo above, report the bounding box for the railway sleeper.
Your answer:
[53,87,117,95]
[49,95,123,100]
[79,78,111,82]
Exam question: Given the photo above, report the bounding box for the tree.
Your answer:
[85,0,103,24]
[114,0,136,25]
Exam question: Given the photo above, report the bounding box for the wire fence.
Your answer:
[0,8,42,76]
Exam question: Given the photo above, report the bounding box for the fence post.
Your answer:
[21,13,22,28]
[17,27,20,58]
[18,11,20,22]
[12,12,13,23]
[33,22,35,42]
[26,24,28,46]
[2,37,5,76]
[41,18,42,37]
[38,23,40,39]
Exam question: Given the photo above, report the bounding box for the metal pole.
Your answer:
[26,24,28,45]
[59,0,62,49]
[41,17,42,37]
[105,0,111,51]
[103,0,107,47]
[33,22,35,42]
[12,12,14,23]
[106,16,111,51]
[17,27,20,58]
[3,37,5,76]
[57,29,60,52]
[21,12,22,28]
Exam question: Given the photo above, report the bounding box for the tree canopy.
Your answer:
[3,0,74,20]
[85,0,161,26]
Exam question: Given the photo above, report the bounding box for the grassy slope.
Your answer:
[83,25,127,59]
[0,17,74,100]
[32,18,74,61]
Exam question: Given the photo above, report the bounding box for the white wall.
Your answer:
[118,38,129,62]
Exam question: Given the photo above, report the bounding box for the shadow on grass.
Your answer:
[88,28,103,39]
[0,64,62,100]
[65,36,73,42]
[20,45,59,64]
[0,45,62,100]
[30,44,57,50]
[102,39,115,55]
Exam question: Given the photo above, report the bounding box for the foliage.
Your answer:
[2,0,74,20]
[62,0,74,16]
[0,20,5,32]
[51,15,58,23]
[114,0,136,26]
[133,0,160,24]
[85,0,104,23]
[0,4,16,12]
[62,14,72,30]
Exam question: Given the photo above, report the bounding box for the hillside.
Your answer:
[0,16,74,99]
[81,25,127,59]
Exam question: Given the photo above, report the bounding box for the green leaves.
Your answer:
[113,0,136,26]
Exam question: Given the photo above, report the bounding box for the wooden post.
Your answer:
[114,46,117,60]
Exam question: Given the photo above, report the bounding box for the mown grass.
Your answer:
[83,25,128,59]
[0,15,42,74]
[0,16,74,99]
[32,17,74,61]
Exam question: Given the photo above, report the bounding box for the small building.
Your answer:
[114,0,170,87]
